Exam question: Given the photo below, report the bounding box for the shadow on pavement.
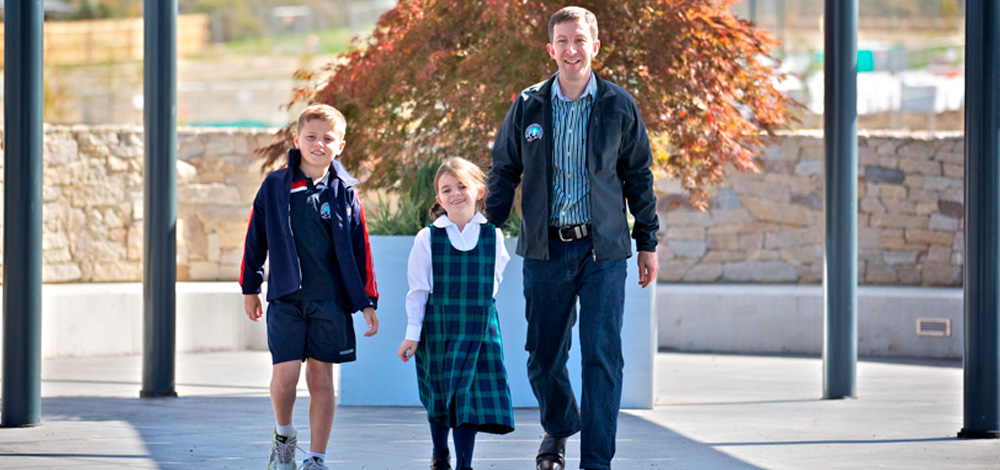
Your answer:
[0,395,763,469]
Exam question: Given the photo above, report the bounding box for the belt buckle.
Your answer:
[557,224,587,242]
[558,226,574,242]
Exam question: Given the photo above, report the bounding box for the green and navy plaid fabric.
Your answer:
[414,223,514,435]
[549,73,596,227]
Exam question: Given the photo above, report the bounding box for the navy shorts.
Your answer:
[266,299,356,364]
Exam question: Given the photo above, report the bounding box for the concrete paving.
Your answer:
[1,351,998,469]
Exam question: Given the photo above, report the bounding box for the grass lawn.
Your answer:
[216,25,374,57]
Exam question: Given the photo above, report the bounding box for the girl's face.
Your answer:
[435,172,484,223]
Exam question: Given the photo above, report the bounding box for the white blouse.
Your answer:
[404,212,510,341]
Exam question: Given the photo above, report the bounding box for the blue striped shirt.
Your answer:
[550,73,597,227]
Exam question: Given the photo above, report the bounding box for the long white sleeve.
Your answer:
[495,227,510,286]
[403,214,510,342]
[404,228,433,341]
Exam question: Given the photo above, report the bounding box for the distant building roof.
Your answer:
[0,1,75,13]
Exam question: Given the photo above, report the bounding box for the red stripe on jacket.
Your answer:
[357,201,379,299]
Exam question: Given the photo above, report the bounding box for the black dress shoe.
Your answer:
[536,432,567,470]
[431,448,451,470]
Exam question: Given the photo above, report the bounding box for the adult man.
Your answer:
[486,6,659,470]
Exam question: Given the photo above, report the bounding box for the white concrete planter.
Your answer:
[339,235,657,409]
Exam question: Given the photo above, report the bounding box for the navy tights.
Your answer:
[429,420,477,467]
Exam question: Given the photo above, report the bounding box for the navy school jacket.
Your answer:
[240,149,379,312]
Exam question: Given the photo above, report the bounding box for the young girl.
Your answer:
[397,157,515,470]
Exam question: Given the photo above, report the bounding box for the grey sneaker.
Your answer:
[268,431,299,470]
[299,457,328,469]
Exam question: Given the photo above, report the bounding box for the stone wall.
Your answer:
[0,127,965,286]
[656,130,964,286]
[2,125,274,283]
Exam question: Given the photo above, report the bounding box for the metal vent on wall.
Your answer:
[916,318,951,337]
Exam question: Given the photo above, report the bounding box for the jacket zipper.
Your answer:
[288,200,303,290]
[587,95,607,264]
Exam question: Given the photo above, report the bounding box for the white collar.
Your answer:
[432,212,487,228]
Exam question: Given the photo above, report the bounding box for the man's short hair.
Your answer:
[548,6,599,43]
[297,104,347,139]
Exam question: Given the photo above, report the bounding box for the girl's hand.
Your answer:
[398,340,418,362]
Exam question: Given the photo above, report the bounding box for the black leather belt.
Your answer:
[549,223,592,242]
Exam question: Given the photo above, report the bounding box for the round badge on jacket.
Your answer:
[525,123,543,142]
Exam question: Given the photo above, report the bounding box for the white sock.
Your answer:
[276,422,296,437]
[307,452,325,461]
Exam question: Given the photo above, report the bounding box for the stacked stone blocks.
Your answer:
[657,131,964,286]
[1,126,273,283]
[0,127,966,287]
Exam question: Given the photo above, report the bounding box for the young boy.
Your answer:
[241,104,380,470]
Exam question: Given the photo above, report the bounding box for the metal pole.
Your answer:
[822,0,858,399]
[2,0,45,428]
[959,0,1000,439]
[140,0,179,398]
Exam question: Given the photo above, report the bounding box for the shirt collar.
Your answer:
[293,166,331,186]
[432,212,487,228]
[552,71,597,102]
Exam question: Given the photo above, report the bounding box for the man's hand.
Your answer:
[637,250,658,288]
[244,294,263,321]
[362,306,379,337]
[398,339,418,362]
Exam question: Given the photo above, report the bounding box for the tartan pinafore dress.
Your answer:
[415,222,514,434]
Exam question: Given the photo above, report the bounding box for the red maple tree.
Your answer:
[259,0,795,208]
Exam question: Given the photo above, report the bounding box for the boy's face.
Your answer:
[547,18,600,82]
[293,118,345,175]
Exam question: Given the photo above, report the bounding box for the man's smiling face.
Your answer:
[546,17,600,82]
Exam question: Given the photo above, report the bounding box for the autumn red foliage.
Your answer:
[259,0,795,207]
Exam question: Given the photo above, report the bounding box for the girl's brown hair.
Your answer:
[428,157,488,220]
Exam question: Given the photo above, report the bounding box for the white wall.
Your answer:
[339,236,658,409]
[657,284,963,359]
[0,283,266,362]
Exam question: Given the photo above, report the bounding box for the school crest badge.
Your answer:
[525,123,543,142]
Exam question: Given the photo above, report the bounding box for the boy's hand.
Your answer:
[398,339,418,362]
[244,294,263,321]
[362,307,379,337]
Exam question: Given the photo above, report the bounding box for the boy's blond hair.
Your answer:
[297,104,347,139]
[429,157,488,219]
[548,6,599,43]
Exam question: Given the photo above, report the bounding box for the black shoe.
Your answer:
[535,432,566,470]
[431,448,451,470]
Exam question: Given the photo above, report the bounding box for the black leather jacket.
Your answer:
[487,73,659,260]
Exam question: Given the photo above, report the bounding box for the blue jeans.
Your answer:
[523,237,627,470]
